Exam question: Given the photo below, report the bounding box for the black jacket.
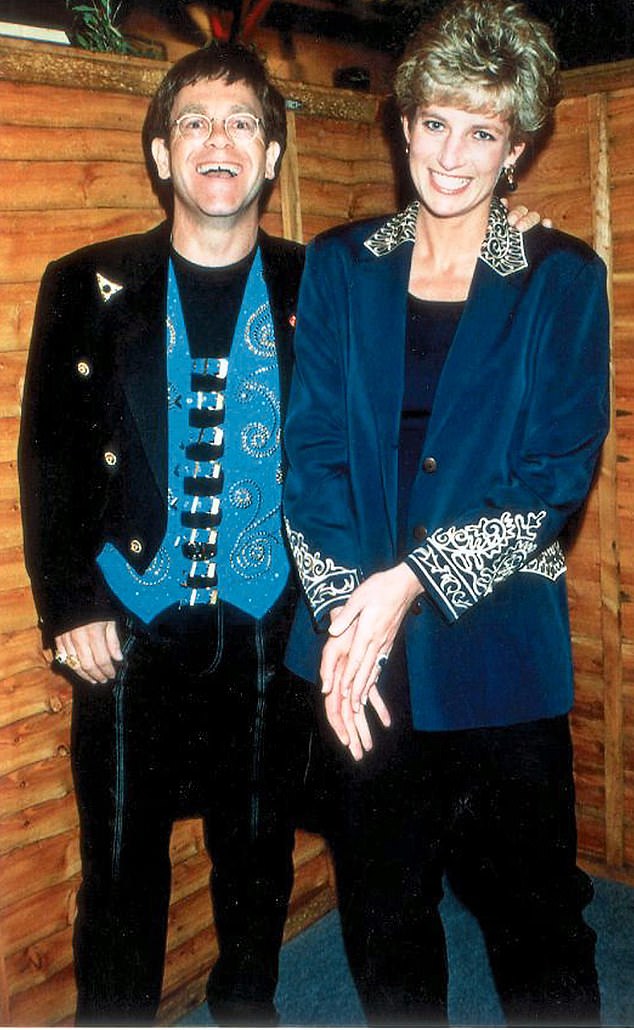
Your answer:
[19,222,305,646]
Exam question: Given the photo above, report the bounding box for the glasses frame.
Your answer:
[171,111,264,146]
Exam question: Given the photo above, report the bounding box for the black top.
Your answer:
[171,245,256,358]
[397,295,465,554]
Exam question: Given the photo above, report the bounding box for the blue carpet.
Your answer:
[176,876,634,1026]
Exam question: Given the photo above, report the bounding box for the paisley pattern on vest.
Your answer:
[97,249,288,622]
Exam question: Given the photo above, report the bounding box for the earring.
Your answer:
[504,164,518,192]
[405,143,410,155]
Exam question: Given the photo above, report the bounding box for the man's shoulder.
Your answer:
[259,230,305,270]
[48,221,170,278]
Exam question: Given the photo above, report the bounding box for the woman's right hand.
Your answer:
[320,612,391,760]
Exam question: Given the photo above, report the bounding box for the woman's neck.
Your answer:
[408,200,490,302]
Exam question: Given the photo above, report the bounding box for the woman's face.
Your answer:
[403,103,525,222]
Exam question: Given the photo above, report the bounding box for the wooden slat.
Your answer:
[5,923,74,1001]
[280,110,303,243]
[0,701,71,780]
[0,79,151,130]
[588,91,625,870]
[7,960,76,1028]
[0,829,79,910]
[610,180,634,271]
[2,876,78,957]
[563,58,634,99]
[0,161,156,212]
[0,786,78,858]
[0,284,37,353]
[0,587,38,637]
[0,668,70,730]
[0,352,24,416]
[0,548,30,592]
[294,177,357,219]
[0,124,144,163]
[0,749,73,827]
[0,627,49,680]
[297,153,396,187]
[296,119,391,163]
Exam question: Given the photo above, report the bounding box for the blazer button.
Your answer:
[129,538,143,556]
[422,456,437,473]
[413,524,427,541]
[103,450,117,467]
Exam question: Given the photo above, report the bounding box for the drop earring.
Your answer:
[504,164,518,192]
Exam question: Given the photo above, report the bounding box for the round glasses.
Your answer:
[172,112,263,145]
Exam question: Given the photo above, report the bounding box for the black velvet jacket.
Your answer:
[19,222,304,646]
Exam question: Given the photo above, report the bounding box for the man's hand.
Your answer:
[504,200,553,231]
[54,620,122,684]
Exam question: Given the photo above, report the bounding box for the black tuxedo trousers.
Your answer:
[69,589,315,1026]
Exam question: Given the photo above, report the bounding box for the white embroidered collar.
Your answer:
[363,196,528,277]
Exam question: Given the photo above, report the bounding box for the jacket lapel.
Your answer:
[259,230,304,426]
[102,226,170,495]
[425,248,528,447]
[352,241,412,553]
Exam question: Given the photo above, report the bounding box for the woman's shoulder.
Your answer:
[309,210,411,258]
[523,223,604,276]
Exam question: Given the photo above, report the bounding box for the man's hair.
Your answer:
[394,0,561,144]
[143,41,287,182]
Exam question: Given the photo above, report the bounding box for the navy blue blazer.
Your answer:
[19,223,304,646]
[284,200,610,731]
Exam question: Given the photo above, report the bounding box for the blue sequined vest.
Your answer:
[97,248,289,621]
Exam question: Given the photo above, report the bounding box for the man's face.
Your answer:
[151,76,280,229]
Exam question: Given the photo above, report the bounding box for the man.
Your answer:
[19,42,312,1027]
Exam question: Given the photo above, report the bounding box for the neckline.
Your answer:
[408,294,466,309]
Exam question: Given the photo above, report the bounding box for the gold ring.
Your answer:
[65,654,81,670]
[54,651,68,665]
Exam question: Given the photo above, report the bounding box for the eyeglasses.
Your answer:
[171,112,263,145]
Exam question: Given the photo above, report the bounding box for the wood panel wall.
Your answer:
[0,35,633,1026]
[509,70,634,880]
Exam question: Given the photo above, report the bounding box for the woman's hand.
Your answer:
[320,616,392,760]
[319,564,422,758]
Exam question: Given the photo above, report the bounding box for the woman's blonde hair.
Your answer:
[394,0,561,143]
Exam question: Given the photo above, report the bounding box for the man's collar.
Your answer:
[363,196,528,277]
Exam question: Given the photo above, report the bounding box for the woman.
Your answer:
[283,1,609,1025]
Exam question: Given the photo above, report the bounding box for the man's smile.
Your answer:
[196,161,240,177]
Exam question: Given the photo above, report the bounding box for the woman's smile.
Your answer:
[428,169,472,193]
